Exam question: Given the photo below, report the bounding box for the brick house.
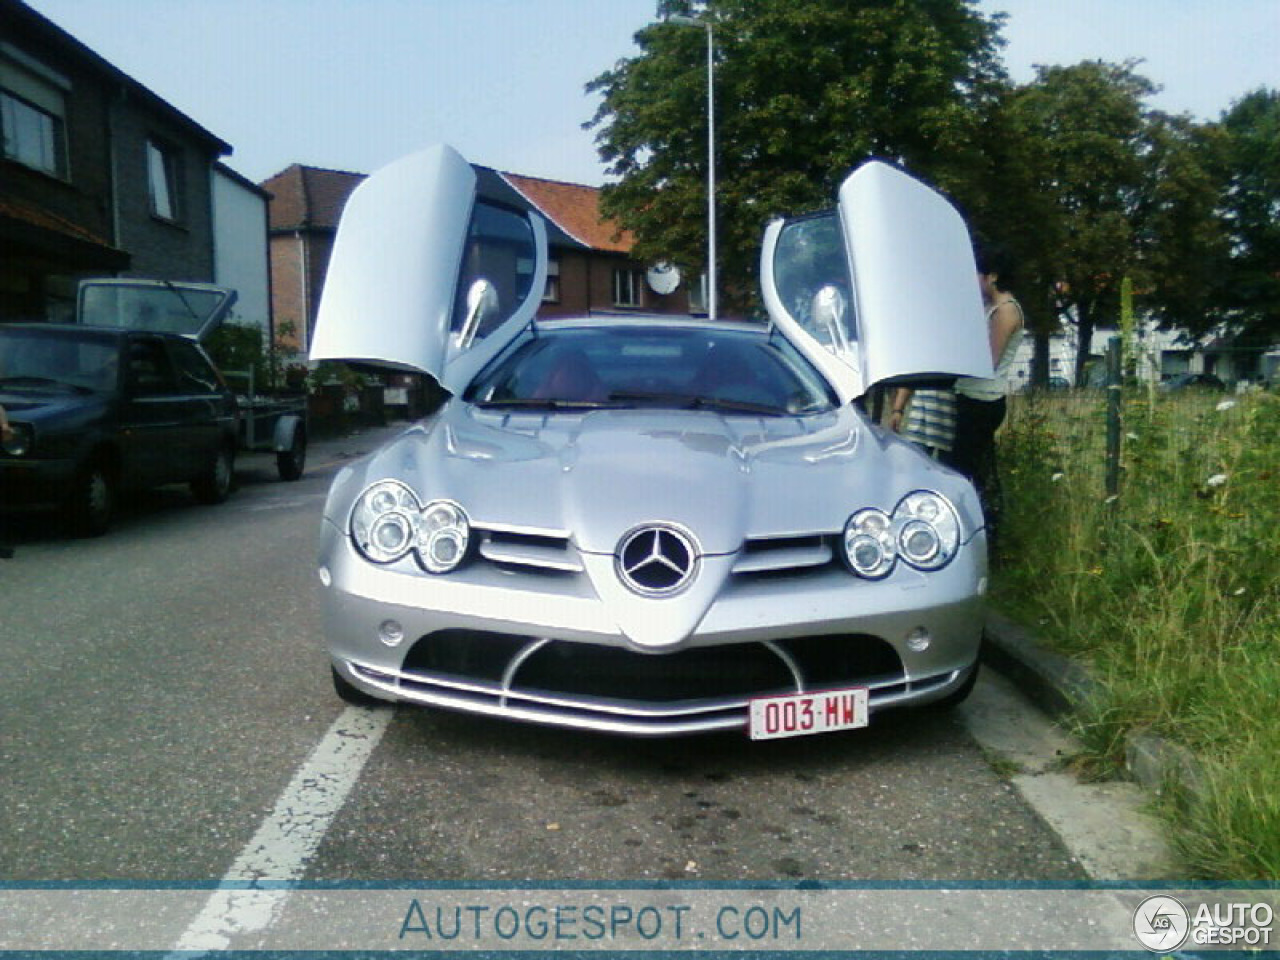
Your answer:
[1,0,244,324]
[262,160,701,354]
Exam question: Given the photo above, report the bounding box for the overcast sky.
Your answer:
[22,0,1280,186]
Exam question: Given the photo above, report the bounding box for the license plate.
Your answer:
[748,688,869,740]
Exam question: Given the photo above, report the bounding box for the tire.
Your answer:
[276,426,306,481]
[928,659,980,711]
[68,460,115,537]
[191,444,234,504]
[332,665,387,707]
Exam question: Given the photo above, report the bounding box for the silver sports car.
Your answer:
[310,144,993,738]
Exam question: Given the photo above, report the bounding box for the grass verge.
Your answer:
[993,386,1280,880]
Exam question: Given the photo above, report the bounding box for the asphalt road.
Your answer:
[0,425,1087,885]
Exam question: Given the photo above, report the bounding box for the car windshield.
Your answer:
[466,326,837,416]
[0,327,119,393]
[79,283,226,337]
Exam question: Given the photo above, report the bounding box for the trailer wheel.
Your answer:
[276,425,307,481]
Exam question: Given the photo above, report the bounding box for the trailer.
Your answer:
[222,366,307,481]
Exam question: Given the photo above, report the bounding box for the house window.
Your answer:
[543,258,561,303]
[1,52,68,178]
[147,139,182,221]
[613,267,643,308]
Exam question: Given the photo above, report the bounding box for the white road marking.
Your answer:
[171,705,392,953]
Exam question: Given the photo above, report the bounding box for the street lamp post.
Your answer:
[666,14,716,320]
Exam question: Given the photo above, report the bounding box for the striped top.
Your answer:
[903,388,956,453]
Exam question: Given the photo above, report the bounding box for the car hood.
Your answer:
[331,402,979,556]
[0,390,105,424]
[326,402,981,650]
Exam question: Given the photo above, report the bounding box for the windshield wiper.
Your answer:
[607,391,786,416]
[475,397,624,411]
[0,376,92,395]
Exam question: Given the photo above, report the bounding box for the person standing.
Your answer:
[950,244,1025,549]
[1,403,15,558]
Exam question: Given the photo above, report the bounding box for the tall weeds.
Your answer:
[995,388,1280,879]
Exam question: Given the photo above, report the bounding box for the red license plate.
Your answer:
[748,688,869,740]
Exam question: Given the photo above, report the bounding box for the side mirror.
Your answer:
[456,278,499,350]
[811,284,851,354]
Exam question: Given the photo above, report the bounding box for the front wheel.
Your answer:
[332,665,387,707]
[928,659,980,711]
[191,445,234,504]
[276,426,306,481]
[68,461,115,537]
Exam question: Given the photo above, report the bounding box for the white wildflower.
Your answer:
[1233,587,1247,596]
[1051,472,1065,483]
[1216,400,1237,412]
[1206,474,1228,488]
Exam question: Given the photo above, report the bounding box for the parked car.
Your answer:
[309,145,993,739]
[0,283,240,536]
[1159,372,1226,392]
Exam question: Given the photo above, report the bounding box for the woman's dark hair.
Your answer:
[973,240,1016,285]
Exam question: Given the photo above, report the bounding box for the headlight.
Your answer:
[843,508,896,578]
[2,423,32,457]
[843,491,960,579]
[895,491,960,570]
[349,480,470,573]
[416,500,470,573]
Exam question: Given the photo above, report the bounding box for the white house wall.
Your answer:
[211,167,271,335]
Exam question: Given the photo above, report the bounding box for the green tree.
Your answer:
[585,0,1007,313]
[996,61,1153,381]
[993,61,1228,381]
[1215,88,1280,342]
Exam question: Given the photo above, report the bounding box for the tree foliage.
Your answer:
[587,2,1278,373]
[985,61,1239,378]
[1215,88,1280,342]
[585,0,1006,312]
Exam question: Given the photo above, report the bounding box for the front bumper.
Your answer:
[319,519,986,736]
[0,457,78,511]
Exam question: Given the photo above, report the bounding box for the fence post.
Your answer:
[1105,335,1122,504]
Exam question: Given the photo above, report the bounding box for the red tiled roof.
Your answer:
[260,164,365,231]
[260,162,634,255]
[500,172,633,254]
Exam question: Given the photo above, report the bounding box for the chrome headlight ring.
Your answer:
[843,491,960,579]
[894,490,960,571]
[843,508,897,579]
[349,480,470,573]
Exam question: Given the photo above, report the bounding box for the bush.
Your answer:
[995,389,1280,879]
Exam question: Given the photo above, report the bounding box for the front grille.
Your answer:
[398,630,904,706]
[516,641,793,702]
[731,534,838,577]
[476,528,583,574]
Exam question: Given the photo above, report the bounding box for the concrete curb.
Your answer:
[982,610,1207,800]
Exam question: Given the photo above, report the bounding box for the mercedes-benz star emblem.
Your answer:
[617,525,698,596]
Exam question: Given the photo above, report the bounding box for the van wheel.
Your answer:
[69,461,115,537]
[192,445,234,504]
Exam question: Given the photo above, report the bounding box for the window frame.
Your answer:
[146,138,183,222]
[612,267,643,309]
[542,258,561,303]
[0,50,69,179]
